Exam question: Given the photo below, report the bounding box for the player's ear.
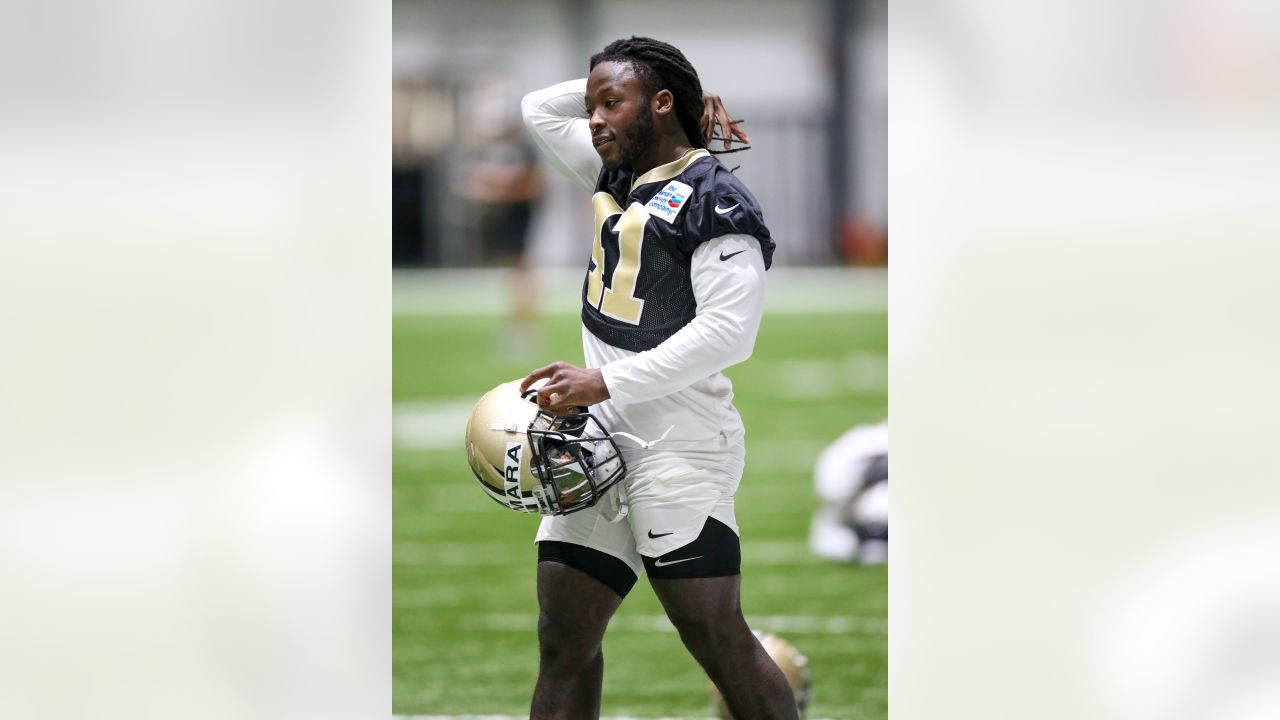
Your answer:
[651,89,674,117]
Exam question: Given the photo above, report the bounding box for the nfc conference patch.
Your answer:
[644,180,693,224]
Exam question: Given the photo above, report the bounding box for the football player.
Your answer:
[809,421,889,564]
[517,37,795,718]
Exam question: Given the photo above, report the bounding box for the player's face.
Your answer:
[586,61,657,172]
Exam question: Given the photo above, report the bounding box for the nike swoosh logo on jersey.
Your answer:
[653,555,703,567]
[719,249,746,261]
[714,203,739,215]
[647,530,674,539]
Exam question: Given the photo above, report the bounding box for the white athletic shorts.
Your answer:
[535,440,745,578]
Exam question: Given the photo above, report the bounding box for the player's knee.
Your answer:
[537,611,599,668]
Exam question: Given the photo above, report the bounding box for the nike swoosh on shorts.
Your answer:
[653,555,703,567]
[714,203,739,215]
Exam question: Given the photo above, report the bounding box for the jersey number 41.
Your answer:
[586,192,647,325]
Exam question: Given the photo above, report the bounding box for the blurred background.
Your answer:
[393,0,886,269]
[392,0,888,717]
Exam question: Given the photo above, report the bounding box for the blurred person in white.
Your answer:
[458,103,545,357]
[516,36,796,719]
[809,421,888,565]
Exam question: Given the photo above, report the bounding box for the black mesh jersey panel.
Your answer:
[580,151,775,353]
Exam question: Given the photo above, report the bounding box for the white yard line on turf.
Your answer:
[394,399,480,451]
[774,352,887,399]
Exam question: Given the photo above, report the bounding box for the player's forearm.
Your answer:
[520,79,600,192]
[601,235,766,405]
[601,309,760,404]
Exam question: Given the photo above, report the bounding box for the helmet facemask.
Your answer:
[526,407,626,516]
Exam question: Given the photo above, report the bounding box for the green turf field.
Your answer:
[393,302,887,718]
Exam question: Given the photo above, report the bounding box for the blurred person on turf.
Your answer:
[518,36,794,719]
[459,115,545,357]
[808,421,888,565]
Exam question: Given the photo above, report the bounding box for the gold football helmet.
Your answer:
[710,631,813,718]
[464,379,626,515]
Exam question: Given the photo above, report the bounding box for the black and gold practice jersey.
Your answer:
[582,148,775,353]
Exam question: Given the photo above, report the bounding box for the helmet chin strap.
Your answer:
[608,425,674,450]
[600,425,674,523]
[491,421,674,449]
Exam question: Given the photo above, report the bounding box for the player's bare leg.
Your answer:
[650,575,799,720]
[530,561,623,720]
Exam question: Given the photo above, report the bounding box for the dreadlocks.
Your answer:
[590,36,707,150]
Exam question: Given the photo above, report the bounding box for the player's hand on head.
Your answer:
[700,91,749,151]
[520,361,611,413]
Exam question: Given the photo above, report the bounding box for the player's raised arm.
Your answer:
[520,78,601,193]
